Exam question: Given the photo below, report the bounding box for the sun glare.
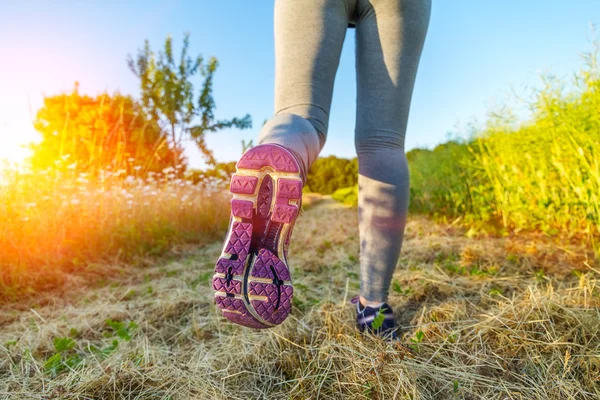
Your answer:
[0,122,36,168]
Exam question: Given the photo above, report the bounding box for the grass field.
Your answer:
[1,37,600,400]
[1,196,598,399]
[0,167,230,302]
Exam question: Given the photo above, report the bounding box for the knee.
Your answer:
[355,129,405,155]
[355,130,409,184]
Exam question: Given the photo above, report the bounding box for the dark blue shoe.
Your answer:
[351,296,399,340]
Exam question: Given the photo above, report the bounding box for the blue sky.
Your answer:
[0,0,598,168]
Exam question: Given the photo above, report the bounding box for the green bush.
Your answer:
[306,156,358,194]
[332,185,358,206]
[408,53,600,241]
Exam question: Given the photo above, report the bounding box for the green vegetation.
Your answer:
[331,184,358,206]
[332,50,600,246]
[186,161,237,184]
[43,319,138,377]
[128,33,251,166]
[306,155,358,194]
[409,55,600,242]
[28,33,251,178]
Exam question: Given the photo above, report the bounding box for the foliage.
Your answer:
[407,140,484,220]
[29,84,177,175]
[370,310,385,330]
[306,155,358,194]
[128,33,252,166]
[104,319,138,341]
[44,337,80,377]
[332,185,358,206]
[407,51,600,242]
[42,320,138,377]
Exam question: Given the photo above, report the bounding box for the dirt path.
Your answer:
[1,199,599,399]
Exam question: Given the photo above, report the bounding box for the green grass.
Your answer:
[411,49,600,243]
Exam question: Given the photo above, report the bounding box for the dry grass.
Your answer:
[1,199,599,399]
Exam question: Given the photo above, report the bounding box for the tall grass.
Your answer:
[408,48,600,244]
[0,163,230,301]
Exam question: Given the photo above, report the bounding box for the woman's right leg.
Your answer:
[259,0,355,179]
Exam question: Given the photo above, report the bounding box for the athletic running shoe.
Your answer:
[213,144,303,328]
[351,296,399,340]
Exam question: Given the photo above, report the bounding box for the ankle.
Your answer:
[359,296,385,308]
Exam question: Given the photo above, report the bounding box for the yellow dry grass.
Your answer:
[1,198,599,399]
[0,166,230,302]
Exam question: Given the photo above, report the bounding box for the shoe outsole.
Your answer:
[213,144,302,328]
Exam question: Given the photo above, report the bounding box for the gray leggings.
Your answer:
[258,0,431,302]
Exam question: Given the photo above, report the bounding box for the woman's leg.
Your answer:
[259,0,356,179]
[214,0,356,329]
[355,0,431,304]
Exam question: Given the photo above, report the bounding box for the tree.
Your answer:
[29,83,178,175]
[128,33,252,166]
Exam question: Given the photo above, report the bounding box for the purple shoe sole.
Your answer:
[213,144,302,328]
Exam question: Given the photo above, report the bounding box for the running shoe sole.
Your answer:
[213,144,302,328]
